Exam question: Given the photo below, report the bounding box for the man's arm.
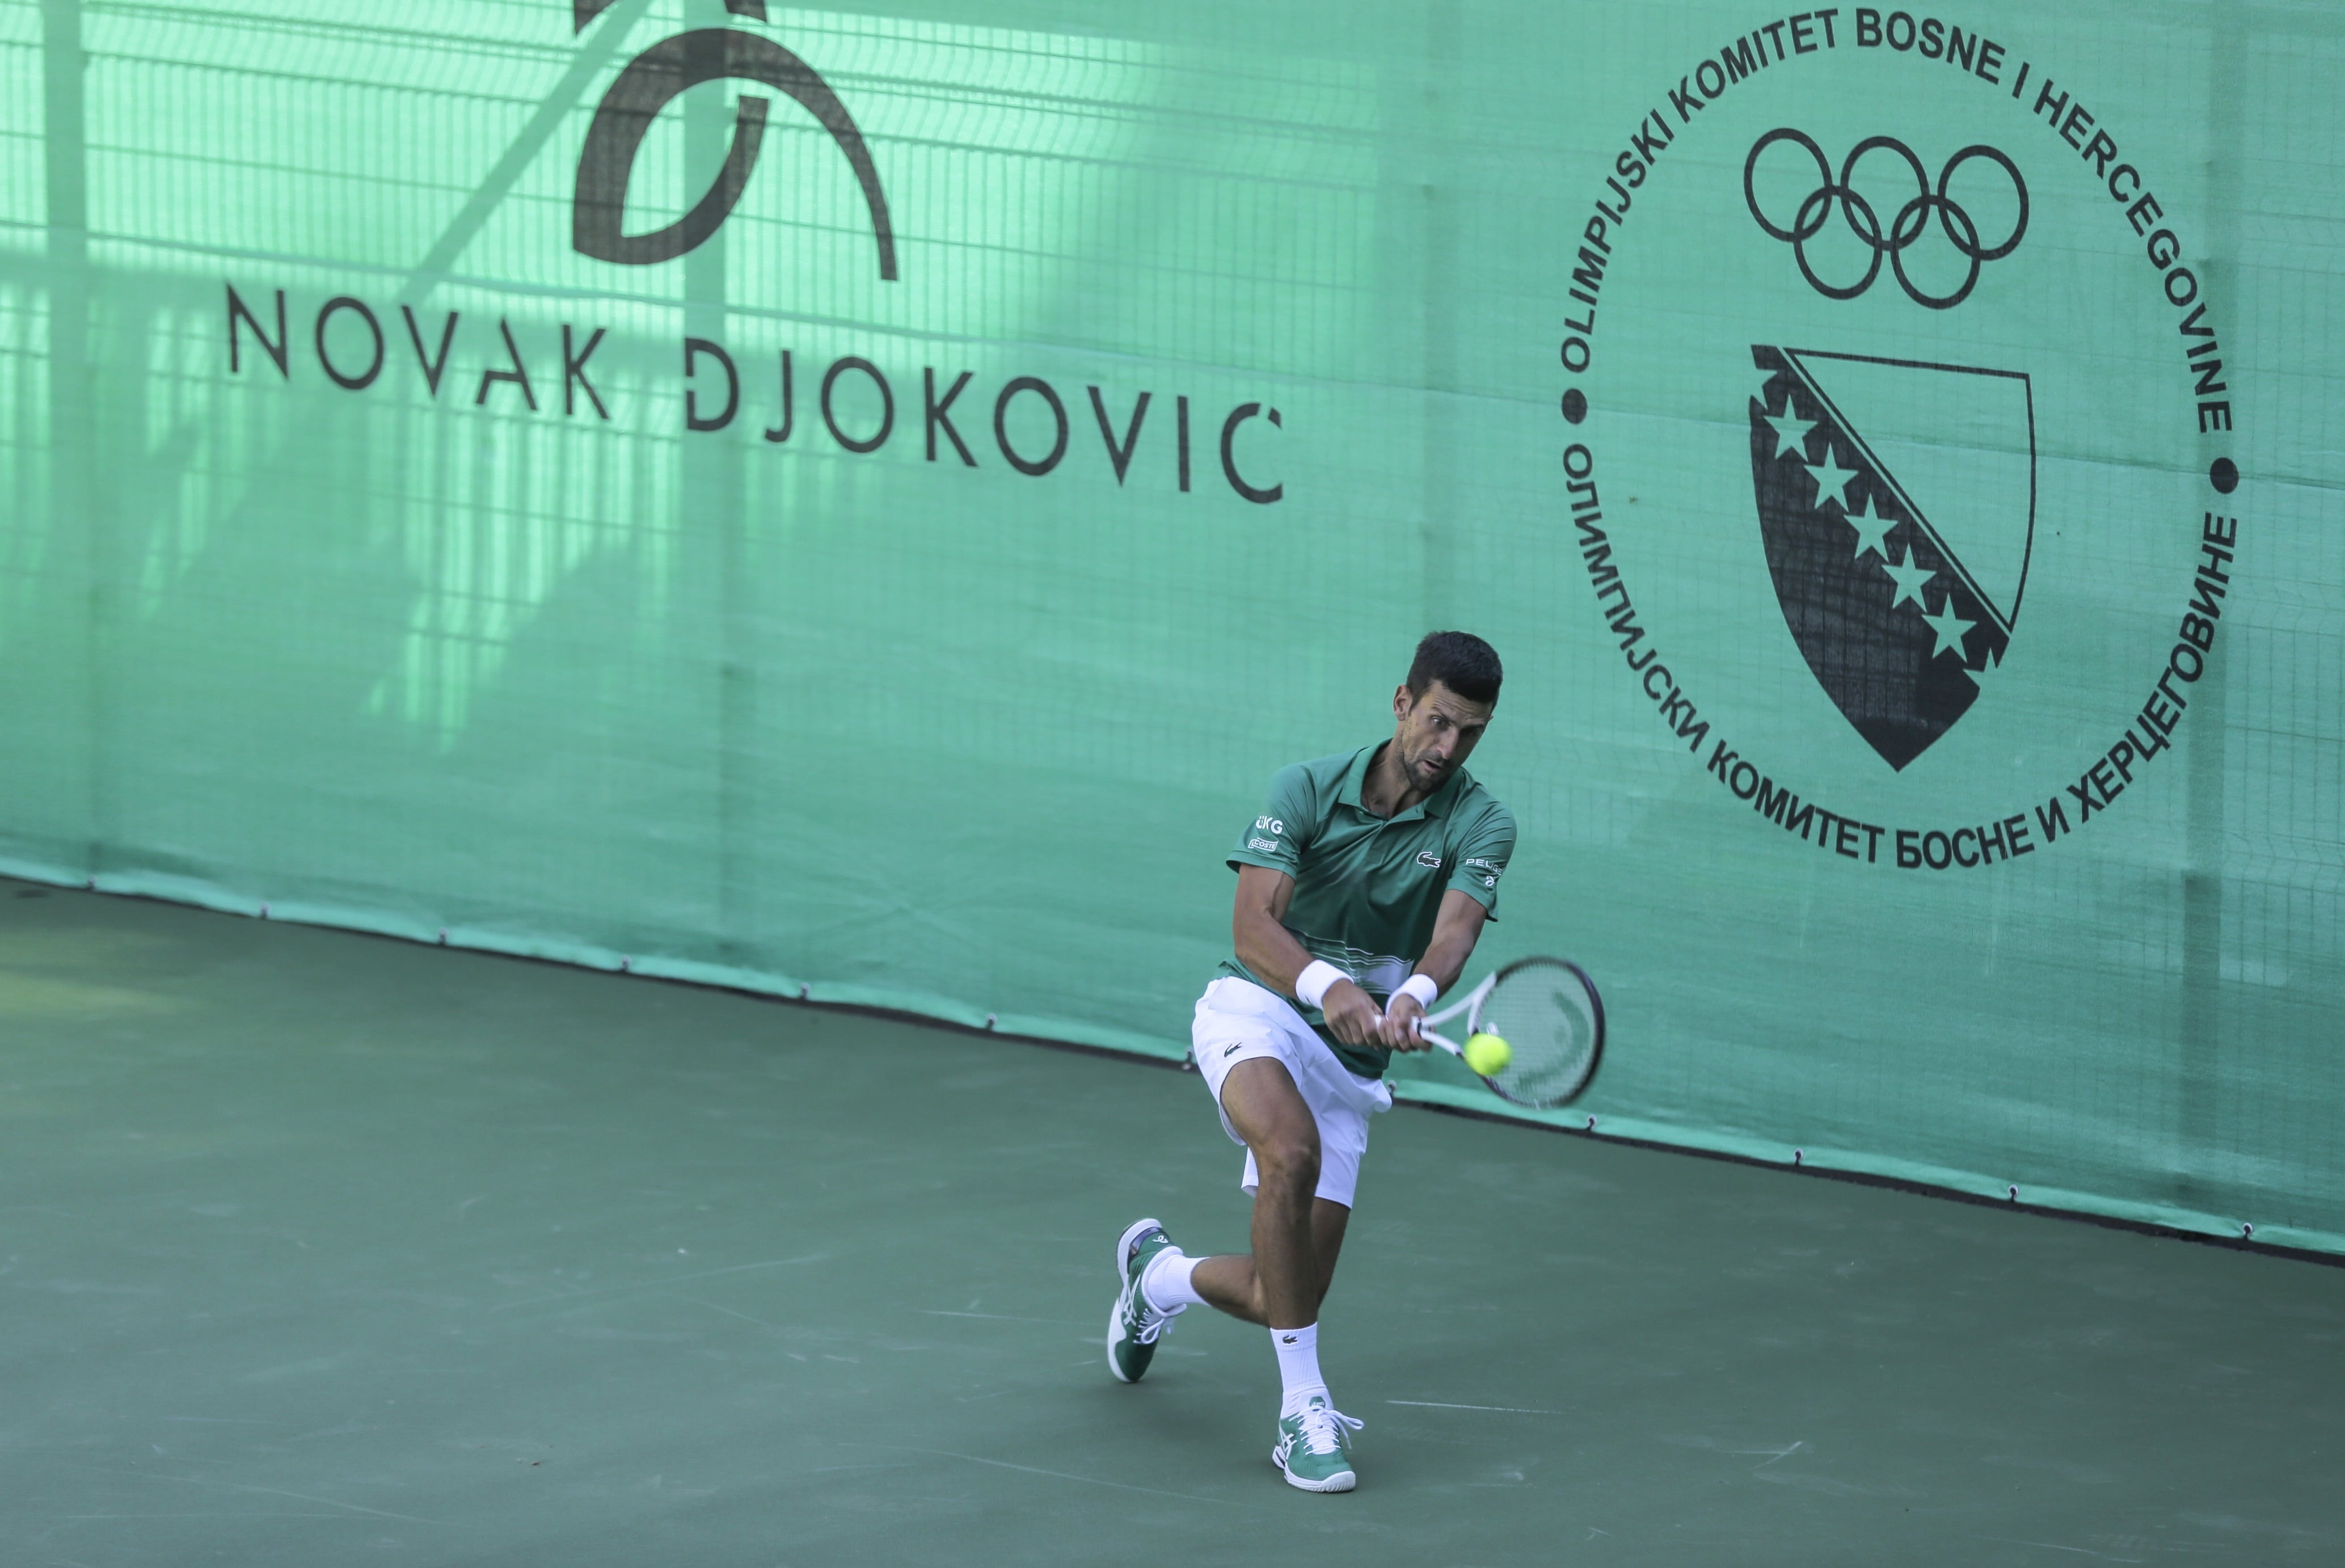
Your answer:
[1378,889,1490,1050]
[1231,863,1387,1048]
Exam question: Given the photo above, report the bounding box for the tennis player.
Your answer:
[1107,631,1514,1493]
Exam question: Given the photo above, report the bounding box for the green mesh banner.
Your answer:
[3,2,2338,1249]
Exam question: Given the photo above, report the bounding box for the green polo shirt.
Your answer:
[1219,741,1516,1079]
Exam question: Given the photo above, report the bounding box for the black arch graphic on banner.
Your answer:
[575,0,765,32]
[573,28,897,276]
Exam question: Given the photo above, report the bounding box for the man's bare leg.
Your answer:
[1190,1057,1353,1327]
[1191,1200,1351,1326]
[1179,1056,1363,1489]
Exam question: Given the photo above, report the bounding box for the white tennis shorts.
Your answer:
[1190,975,1393,1209]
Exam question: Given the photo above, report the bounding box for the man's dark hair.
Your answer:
[1406,630,1503,705]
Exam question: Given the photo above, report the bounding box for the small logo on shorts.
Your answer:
[1415,850,1443,869]
[1222,1043,1242,1058]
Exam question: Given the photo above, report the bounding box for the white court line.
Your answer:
[489,1254,826,1312]
[115,1470,453,1526]
[1966,1538,2144,1564]
[1387,1400,1563,1415]
[844,1444,1245,1507]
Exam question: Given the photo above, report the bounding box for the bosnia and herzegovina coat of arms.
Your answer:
[1747,345,2035,770]
[1743,133,2035,771]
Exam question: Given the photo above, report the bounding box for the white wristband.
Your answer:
[1395,973,1440,1011]
[1294,960,1346,1010]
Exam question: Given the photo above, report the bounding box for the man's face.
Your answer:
[1390,680,1494,795]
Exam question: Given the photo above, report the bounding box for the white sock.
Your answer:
[1141,1249,1205,1312]
[1272,1322,1327,1414]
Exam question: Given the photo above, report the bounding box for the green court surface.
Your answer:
[5,877,2339,1567]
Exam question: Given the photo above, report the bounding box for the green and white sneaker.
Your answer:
[1272,1397,1364,1493]
[1106,1217,1184,1384]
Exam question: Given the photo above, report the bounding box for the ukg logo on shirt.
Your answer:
[570,0,897,275]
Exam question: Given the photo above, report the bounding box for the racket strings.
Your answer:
[1473,962,1600,1106]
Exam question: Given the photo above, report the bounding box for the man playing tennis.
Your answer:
[1107,631,1515,1493]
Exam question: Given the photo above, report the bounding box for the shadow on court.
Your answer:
[3,878,2339,1566]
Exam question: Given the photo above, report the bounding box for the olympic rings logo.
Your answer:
[1743,130,2027,310]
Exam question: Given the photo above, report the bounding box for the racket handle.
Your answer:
[1419,1030,1463,1059]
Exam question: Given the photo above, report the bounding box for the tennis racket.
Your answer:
[1413,957,1605,1108]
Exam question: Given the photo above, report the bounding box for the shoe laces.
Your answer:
[1127,1244,1186,1344]
[1294,1401,1363,1456]
[1131,1293,1182,1345]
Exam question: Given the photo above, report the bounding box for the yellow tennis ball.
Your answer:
[1463,1031,1512,1076]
